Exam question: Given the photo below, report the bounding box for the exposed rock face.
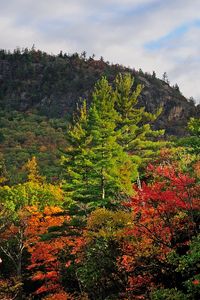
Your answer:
[0,51,199,136]
[168,106,184,121]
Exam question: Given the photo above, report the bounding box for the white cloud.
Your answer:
[0,0,200,102]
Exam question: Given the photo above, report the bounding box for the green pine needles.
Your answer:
[62,73,165,213]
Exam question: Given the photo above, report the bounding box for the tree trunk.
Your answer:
[101,168,105,200]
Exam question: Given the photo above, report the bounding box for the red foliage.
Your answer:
[120,164,200,298]
[193,279,200,285]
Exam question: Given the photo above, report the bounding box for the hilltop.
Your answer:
[0,48,199,135]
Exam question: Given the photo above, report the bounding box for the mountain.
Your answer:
[0,48,199,183]
[0,48,199,135]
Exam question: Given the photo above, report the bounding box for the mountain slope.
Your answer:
[0,48,199,136]
[0,48,199,183]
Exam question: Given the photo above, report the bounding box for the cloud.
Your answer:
[0,0,200,103]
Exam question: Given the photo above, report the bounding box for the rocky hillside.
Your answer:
[0,48,199,136]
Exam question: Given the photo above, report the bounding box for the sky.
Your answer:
[0,0,200,103]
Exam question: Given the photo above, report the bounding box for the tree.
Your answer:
[86,77,132,206]
[0,212,27,278]
[63,78,133,212]
[0,158,65,297]
[0,154,8,186]
[188,118,200,137]
[151,233,200,299]
[114,73,166,187]
[0,157,64,211]
[173,83,180,93]
[162,72,170,84]
[0,206,32,299]
[119,163,200,299]
[176,118,200,155]
[62,73,165,212]
[61,101,94,213]
[75,208,131,299]
[25,206,84,298]
[25,206,68,296]
[115,73,165,160]
[24,156,45,183]
[152,71,156,78]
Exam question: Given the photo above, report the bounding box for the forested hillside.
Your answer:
[0,48,199,184]
[0,50,200,299]
[0,48,199,132]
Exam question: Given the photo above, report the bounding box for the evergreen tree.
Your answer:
[86,77,132,207]
[61,101,93,213]
[62,74,165,212]
[62,78,132,212]
[115,73,165,176]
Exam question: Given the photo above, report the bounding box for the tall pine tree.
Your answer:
[62,73,165,212]
[61,101,93,214]
[86,77,132,207]
[115,73,166,179]
[62,78,132,212]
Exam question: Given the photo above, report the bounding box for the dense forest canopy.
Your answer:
[0,49,200,299]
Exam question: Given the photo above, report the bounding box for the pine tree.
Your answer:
[115,73,165,177]
[61,101,93,213]
[86,77,132,207]
[62,79,132,212]
[62,74,165,212]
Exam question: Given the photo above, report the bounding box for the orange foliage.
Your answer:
[24,206,85,296]
[194,160,200,178]
[44,291,74,300]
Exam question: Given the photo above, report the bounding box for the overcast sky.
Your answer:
[1,0,200,103]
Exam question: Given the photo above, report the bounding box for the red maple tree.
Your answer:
[119,164,200,298]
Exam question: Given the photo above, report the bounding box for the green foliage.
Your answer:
[0,154,8,186]
[0,277,23,300]
[61,101,93,212]
[188,118,200,136]
[62,77,133,211]
[176,118,200,155]
[151,288,188,300]
[0,49,198,299]
[76,208,130,299]
[0,180,64,211]
[77,238,124,300]
[165,234,200,299]
[0,157,64,212]
[114,73,166,177]
[175,234,200,275]
[0,111,67,184]
[62,74,164,212]
[86,76,133,205]
[115,73,164,152]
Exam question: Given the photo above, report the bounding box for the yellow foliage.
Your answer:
[86,208,132,240]
[43,206,63,215]
[0,180,64,210]
[24,156,45,183]
[39,145,47,152]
